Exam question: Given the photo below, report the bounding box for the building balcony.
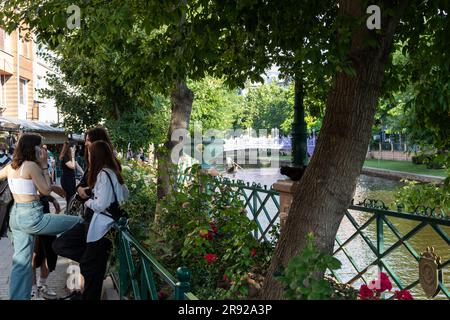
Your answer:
[0,51,14,75]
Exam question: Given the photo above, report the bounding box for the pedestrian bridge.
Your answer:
[208,136,316,155]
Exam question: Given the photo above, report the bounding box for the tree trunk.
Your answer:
[261,0,410,299]
[156,81,194,201]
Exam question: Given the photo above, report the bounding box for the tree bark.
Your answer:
[156,81,194,201]
[261,0,410,299]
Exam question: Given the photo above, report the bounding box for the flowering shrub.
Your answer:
[121,160,157,238]
[359,272,413,300]
[395,289,414,300]
[157,164,272,299]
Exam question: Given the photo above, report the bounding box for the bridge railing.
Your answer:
[110,219,198,300]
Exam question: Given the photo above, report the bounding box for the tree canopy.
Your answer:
[1,0,449,300]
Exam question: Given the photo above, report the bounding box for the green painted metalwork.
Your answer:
[207,180,450,299]
[111,218,198,300]
[118,169,449,299]
[213,176,281,242]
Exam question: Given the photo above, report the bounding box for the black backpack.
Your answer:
[0,179,13,237]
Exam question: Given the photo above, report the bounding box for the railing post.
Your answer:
[175,267,191,300]
[272,180,294,232]
[117,218,129,300]
[253,191,258,239]
[378,142,381,160]
[376,213,384,275]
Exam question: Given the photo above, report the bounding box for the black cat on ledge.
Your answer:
[280,166,307,181]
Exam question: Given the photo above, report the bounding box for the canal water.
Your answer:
[224,168,449,299]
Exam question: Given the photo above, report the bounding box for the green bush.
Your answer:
[411,152,446,169]
[398,152,449,214]
[411,154,430,165]
[275,233,348,300]
[156,164,272,299]
[396,180,450,214]
[121,159,158,238]
[425,154,446,169]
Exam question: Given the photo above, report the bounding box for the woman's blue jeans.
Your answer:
[8,201,82,300]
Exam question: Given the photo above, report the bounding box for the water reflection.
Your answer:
[224,168,449,299]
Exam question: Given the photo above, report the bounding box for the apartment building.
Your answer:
[0,27,59,123]
[0,28,69,147]
[0,28,35,120]
[34,44,59,124]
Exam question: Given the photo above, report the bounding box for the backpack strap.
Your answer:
[101,169,118,203]
[98,169,119,219]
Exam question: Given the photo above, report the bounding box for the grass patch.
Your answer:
[364,159,447,177]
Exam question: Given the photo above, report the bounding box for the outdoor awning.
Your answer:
[0,117,84,144]
[0,116,65,133]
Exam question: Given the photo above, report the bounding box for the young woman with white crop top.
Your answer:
[0,133,83,300]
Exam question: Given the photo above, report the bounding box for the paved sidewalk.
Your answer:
[0,195,76,300]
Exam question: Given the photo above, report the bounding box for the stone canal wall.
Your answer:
[361,167,444,183]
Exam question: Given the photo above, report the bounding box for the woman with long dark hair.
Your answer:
[59,141,83,206]
[77,127,119,200]
[52,126,124,300]
[80,140,127,299]
[0,133,82,300]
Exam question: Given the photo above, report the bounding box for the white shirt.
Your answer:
[85,168,129,242]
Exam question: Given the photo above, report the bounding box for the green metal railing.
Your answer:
[207,176,280,242]
[332,200,449,299]
[114,169,449,299]
[200,176,450,299]
[111,218,198,300]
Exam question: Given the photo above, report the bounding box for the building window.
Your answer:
[19,78,27,105]
[22,39,30,57]
[19,78,28,119]
[0,28,4,51]
[0,29,11,53]
[35,75,43,100]
[4,32,11,53]
[0,75,6,107]
[32,103,39,120]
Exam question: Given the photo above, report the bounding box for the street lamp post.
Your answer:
[272,74,309,231]
[291,76,308,168]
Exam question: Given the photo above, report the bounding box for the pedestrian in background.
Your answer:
[59,142,84,207]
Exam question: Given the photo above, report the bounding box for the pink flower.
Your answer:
[359,284,374,300]
[204,253,217,264]
[223,274,230,282]
[379,273,392,291]
[395,289,413,300]
[157,290,168,300]
[250,248,257,257]
[368,272,392,293]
